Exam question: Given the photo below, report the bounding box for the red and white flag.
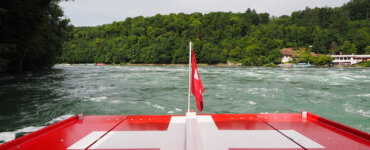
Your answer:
[191,50,204,112]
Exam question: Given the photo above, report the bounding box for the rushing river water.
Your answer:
[0,65,369,143]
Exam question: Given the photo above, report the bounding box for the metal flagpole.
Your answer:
[187,42,192,112]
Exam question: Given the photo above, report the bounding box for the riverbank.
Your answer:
[58,63,242,67]
[57,63,369,68]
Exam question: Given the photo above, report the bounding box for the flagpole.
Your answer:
[187,42,192,112]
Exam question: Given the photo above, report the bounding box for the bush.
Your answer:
[358,61,370,67]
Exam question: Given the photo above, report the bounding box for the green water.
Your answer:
[0,65,369,143]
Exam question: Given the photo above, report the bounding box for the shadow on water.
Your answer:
[0,68,66,132]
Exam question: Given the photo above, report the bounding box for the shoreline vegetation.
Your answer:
[1,0,369,73]
[58,63,239,66]
[57,62,368,67]
[59,0,369,68]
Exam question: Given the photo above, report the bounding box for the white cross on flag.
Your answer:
[191,50,205,112]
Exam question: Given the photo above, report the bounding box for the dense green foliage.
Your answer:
[0,0,71,73]
[358,61,370,67]
[59,0,367,65]
[292,51,334,66]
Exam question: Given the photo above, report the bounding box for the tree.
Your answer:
[353,28,369,54]
[341,41,357,54]
[0,0,71,72]
[190,19,202,39]
[298,51,312,63]
[244,44,262,66]
[229,46,243,61]
[59,0,369,66]
[330,41,338,54]
[364,46,370,54]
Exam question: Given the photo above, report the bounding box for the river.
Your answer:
[0,65,369,143]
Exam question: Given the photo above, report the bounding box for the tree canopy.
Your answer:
[2,0,368,70]
[0,0,71,73]
[61,0,369,65]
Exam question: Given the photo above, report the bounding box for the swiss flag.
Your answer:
[191,50,205,112]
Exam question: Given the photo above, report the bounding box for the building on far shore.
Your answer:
[280,48,294,63]
[280,48,370,65]
[330,54,370,65]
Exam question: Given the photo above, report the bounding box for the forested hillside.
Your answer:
[0,0,71,73]
[60,0,369,65]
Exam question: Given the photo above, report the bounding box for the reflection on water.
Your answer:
[0,65,369,143]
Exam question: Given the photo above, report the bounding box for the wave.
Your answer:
[46,114,74,125]
[88,96,107,102]
[357,94,370,97]
[246,88,279,94]
[167,108,183,114]
[0,126,45,144]
[145,102,165,110]
[109,100,121,104]
[344,102,370,118]
[247,101,256,105]
[0,114,74,145]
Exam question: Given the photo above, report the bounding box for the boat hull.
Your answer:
[0,112,368,150]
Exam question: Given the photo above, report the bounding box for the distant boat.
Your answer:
[79,63,85,66]
[97,63,106,66]
[293,62,315,68]
[87,63,95,66]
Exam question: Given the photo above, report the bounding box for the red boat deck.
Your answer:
[0,111,369,150]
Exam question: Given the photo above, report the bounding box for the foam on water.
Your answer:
[145,102,165,110]
[152,104,165,110]
[310,90,334,96]
[248,101,256,105]
[46,114,75,125]
[167,108,182,114]
[0,126,46,144]
[0,114,74,144]
[88,96,108,102]
[357,94,370,97]
[344,102,370,118]
[110,100,121,104]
